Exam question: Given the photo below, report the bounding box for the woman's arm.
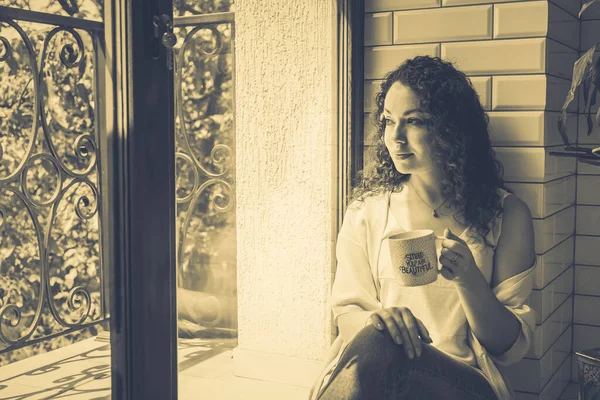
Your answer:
[448,195,536,356]
[331,204,382,343]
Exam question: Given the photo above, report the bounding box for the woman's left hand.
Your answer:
[438,228,480,286]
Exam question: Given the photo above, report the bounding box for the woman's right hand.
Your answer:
[368,307,433,359]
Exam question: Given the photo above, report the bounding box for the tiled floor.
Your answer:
[1,337,584,400]
[0,336,310,400]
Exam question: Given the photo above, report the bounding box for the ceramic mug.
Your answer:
[386,230,445,287]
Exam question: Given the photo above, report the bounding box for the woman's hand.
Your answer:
[438,228,480,287]
[367,307,433,359]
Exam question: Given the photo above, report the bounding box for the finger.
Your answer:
[379,309,404,346]
[439,266,455,280]
[439,252,456,271]
[440,247,456,259]
[444,228,467,246]
[368,313,385,331]
[415,318,433,343]
[441,240,468,258]
[399,308,423,358]
[389,308,413,358]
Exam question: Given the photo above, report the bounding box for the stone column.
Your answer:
[233,0,337,388]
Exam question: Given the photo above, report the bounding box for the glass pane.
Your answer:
[0,0,104,22]
[173,2,239,398]
[0,12,111,398]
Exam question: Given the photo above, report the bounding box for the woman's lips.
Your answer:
[394,153,413,159]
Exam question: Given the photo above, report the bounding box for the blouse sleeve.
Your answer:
[488,260,537,366]
[330,203,382,330]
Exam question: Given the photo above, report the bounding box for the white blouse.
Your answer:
[309,189,537,400]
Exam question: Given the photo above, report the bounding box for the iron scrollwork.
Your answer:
[0,16,103,351]
[174,19,235,331]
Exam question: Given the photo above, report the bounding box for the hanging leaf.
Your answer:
[583,77,597,135]
[558,44,599,145]
[580,0,600,18]
[587,86,598,135]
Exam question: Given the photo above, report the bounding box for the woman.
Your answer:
[310,56,536,400]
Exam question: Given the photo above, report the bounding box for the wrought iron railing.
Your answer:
[0,6,237,358]
[174,13,237,333]
[0,6,106,357]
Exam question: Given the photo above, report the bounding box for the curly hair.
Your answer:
[352,56,506,244]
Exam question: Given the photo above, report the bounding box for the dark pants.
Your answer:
[316,324,498,400]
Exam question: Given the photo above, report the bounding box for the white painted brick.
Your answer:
[443,0,534,5]
[575,265,600,296]
[491,2,579,51]
[489,112,544,146]
[365,12,393,46]
[469,76,491,110]
[496,147,576,183]
[492,75,575,113]
[506,175,576,219]
[577,206,600,235]
[530,265,573,325]
[364,114,379,145]
[574,295,600,325]
[364,81,381,112]
[507,325,572,392]
[578,175,600,205]
[534,235,574,290]
[547,2,580,50]
[576,235,600,266]
[364,44,440,79]
[442,38,545,76]
[364,77,490,111]
[551,0,584,18]
[547,76,575,113]
[528,295,572,359]
[492,75,547,111]
[494,1,548,40]
[538,354,571,400]
[546,39,579,80]
[366,0,440,13]
[363,145,377,176]
[582,21,600,51]
[488,112,576,147]
[393,5,492,44]
[532,206,575,254]
[573,324,600,353]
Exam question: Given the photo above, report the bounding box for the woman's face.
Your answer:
[382,82,438,176]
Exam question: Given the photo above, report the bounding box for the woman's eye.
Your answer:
[384,118,395,125]
[407,118,423,126]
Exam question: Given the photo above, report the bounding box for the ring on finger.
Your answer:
[451,254,458,264]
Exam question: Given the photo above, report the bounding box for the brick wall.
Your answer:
[363,1,584,398]
[572,3,600,385]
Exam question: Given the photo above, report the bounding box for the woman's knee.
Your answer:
[341,324,407,370]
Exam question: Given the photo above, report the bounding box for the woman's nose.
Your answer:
[392,126,407,144]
